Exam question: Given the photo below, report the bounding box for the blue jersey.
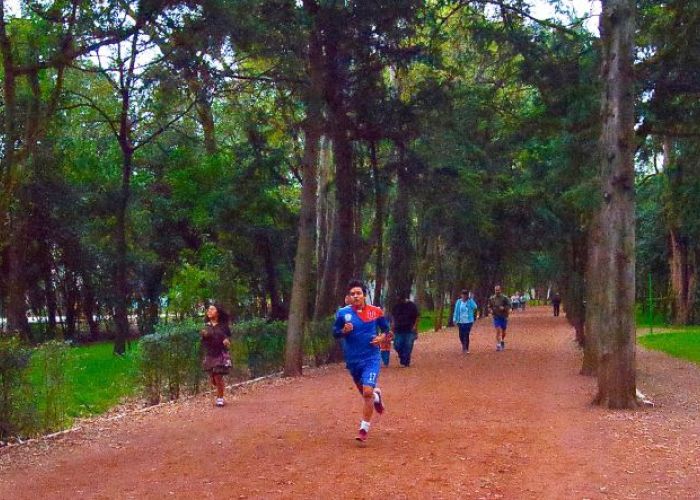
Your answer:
[333,304,390,364]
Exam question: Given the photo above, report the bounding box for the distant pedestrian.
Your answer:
[552,293,562,317]
[521,291,529,310]
[200,303,232,407]
[333,280,391,442]
[391,295,420,367]
[488,285,511,351]
[453,289,478,354]
[511,293,520,312]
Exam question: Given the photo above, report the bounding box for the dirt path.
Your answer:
[2,307,699,499]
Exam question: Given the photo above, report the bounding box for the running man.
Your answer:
[333,279,391,442]
[488,285,511,351]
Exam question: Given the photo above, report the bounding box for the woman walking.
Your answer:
[453,289,478,353]
[201,303,232,407]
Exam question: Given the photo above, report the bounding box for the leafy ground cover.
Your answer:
[28,342,139,420]
[638,329,700,365]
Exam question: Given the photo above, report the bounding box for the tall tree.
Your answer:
[586,0,638,408]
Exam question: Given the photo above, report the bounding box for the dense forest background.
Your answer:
[1,1,698,402]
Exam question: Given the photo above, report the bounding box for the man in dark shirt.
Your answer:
[551,293,562,317]
[391,295,420,367]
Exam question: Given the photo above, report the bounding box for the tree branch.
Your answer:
[133,99,197,151]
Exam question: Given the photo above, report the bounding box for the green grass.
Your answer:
[28,342,140,420]
[635,304,667,327]
[638,329,700,366]
[417,310,437,333]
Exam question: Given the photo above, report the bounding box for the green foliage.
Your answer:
[232,319,287,378]
[27,342,139,424]
[166,263,217,318]
[0,336,33,439]
[303,317,336,366]
[32,341,70,432]
[138,320,204,405]
[639,330,700,365]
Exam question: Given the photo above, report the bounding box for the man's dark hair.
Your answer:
[346,279,367,294]
[461,289,469,295]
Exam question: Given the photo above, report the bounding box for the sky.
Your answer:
[5,1,602,33]
[530,0,602,34]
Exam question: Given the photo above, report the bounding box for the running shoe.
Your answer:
[215,398,225,407]
[373,388,385,415]
[356,428,368,442]
[501,341,506,350]
[496,344,502,352]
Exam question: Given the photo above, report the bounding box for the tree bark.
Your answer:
[664,139,697,325]
[81,277,101,338]
[588,0,638,408]
[386,153,415,313]
[284,1,323,377]
[284,119,321,376]
[370,141,386,306]
[113,147,133,355]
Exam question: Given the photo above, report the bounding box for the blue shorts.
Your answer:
[346,357,381,388]
[493,316,508,330]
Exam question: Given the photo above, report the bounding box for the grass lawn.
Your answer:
[638,329,700,366]
[29,342,140,420]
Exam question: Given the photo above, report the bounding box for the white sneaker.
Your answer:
[215,398,225,407]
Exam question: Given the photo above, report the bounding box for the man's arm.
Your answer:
[377,314,390,333]
[332,314,346,339]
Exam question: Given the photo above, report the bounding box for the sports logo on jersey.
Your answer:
[356,305,383,322]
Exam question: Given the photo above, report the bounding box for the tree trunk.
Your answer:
[668,229,694,324]
[432,238,446,331]
[315,136,332,296]
[386,154,415,312]
[284,113,321,376]
[81,278,100,338]
[370,141,386,306]
[261,233,286,321]
[588,0,638,408]
[113,147,133,355]
[63,273,78,339]
[5,236,30,339]
[664,139,697,325]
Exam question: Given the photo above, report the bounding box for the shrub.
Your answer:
[33,340,70,432]
[139,319,204,404]
[0,336,33,439]
[232,319,286,378]
[304,317,336,366]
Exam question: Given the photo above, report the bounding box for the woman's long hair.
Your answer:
[205,302,230,325]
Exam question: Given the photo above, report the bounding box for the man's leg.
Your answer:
[356,359,382,441]
[403,332,417,366]
[394,334,404,364]
[362,385,375,421]
[396,333,410,366]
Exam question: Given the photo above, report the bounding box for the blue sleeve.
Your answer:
[470,299,478,311]
[453,301,459,323]
[377,315,390,333]
[332,313,345,338]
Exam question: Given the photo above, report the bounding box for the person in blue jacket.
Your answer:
[333,279,391,442]
[453,289,478,354]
